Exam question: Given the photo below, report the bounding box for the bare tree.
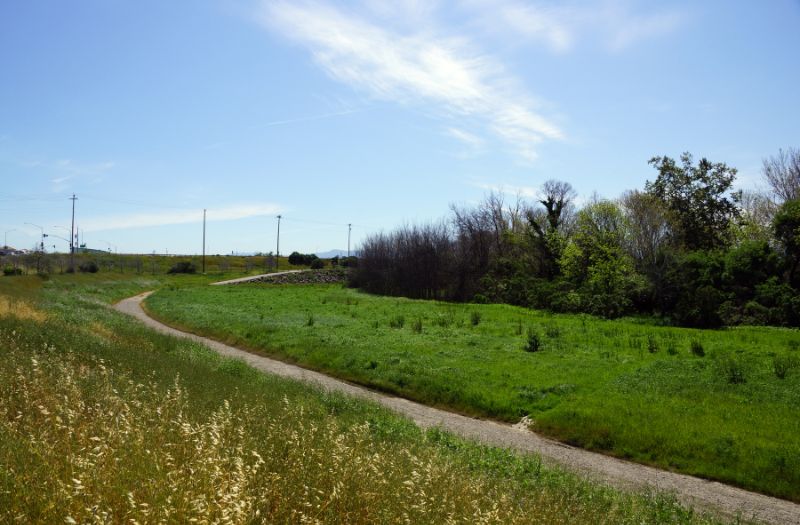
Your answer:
[525,180,577,277]
[620,190,672,271]
[762,148,800,203]
[739,189,777,241]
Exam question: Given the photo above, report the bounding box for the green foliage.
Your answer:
[470,311,481,326]
[646,152,741,250]
[78,260,99,273]
[310,258,325,269]
[719,356,746,384]
[690,340,705,357]
[773,199,800,286]
[167,261,196,274]
[411,317,423,333]
[3,266,22,276]
[288,251,319,266]
[525,329,542,352]
[773,355,795,379]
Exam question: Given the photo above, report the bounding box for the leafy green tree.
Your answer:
[560,200,643,317]
[773,199,800,287]
[646,153,741,250]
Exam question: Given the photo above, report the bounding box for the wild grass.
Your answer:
[145,283,800,501]
[0,275,725,524]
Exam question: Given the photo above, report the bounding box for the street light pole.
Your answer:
[202,209,206,274]
[276,215,282,263]
[25,223,46,252]
[347,223,352,258]
[69,194,77,270]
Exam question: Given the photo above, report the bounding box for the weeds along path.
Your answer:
[115,291,800,525]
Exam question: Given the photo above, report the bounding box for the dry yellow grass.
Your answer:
[0,296,46,322]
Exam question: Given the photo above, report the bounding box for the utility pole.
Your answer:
[276,215,282,263]
[69,193,77,271]
[347,223,352,257]
[202,209,206,273]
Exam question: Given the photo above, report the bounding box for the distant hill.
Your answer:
[315,249,348,259]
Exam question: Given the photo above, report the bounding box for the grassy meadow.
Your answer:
[145,282,800,502]
[0,273,728,524]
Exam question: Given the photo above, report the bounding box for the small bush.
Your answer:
[690,340,705,357]
[389,315,405,329]
[306,314,315,327]
[721,357,746,384]
[310,259,324,270]
[647,334,659,353]
[514,319,523,336]
[525,329,541,353]
[411,318,423,334]
[79,261,99,273]
[544,323,561,338]
[167,261,196,274]
[773,356,795,379]
[667,342,678,356]
[3,266,22,276]
[470,311,481,326]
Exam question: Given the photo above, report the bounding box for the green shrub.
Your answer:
[411,318,423,334]
[167,261,196,274]
[306,314,315,327]
[647,334,659,353]
[545,323,561,338]
[79,261,99,273]
[2,266,22,276]
[690,340,705,357]
[310,259,324,270]
[721,356,746,384]
[288,252,319,266]
[389,315,405,329]
[470,311,481,326]
[773,356,795,379]
[524,329,541,352]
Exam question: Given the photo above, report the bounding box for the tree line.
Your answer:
[350,149,800,327]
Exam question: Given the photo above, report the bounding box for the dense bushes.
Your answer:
[350,151,800,327]
[288,251,319,266]
[167,261,196,274]
[78,261,99,273]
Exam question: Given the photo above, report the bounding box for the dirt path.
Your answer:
[114,292,800,525]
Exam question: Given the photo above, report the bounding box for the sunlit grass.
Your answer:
[0,273,725,524]
[145,283,800,501]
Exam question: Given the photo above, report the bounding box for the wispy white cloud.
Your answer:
[253,108,365,129]
[463,0,687,52]
[445,127,484,148]
[81,203,283,232]
[258,1,563,162]
[470,180,539,199]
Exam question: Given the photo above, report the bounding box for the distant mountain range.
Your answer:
[315,249,349,258]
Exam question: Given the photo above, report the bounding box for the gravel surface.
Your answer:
[115,291,800,525]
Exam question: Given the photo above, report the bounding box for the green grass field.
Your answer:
[0,275,725,524]
[144,282,800,502]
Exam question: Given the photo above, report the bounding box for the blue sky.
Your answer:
[1,0,798,255]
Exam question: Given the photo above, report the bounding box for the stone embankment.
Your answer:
[237,269,347,285]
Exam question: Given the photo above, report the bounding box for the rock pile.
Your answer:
[244,269,347,285]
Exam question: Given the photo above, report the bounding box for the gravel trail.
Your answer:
[114,291,800,525]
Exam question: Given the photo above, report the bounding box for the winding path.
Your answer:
[114,289,800,525]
